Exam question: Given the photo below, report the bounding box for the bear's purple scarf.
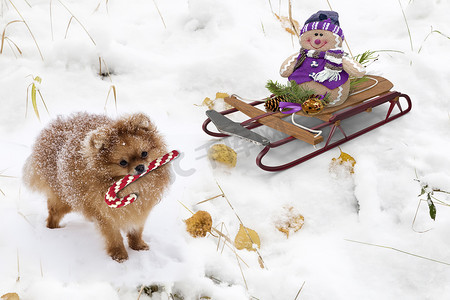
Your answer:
[288,48,348,90]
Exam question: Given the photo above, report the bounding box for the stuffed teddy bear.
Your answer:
[280,10,365,107]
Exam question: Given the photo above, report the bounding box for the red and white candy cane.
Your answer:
[104,150,180,208]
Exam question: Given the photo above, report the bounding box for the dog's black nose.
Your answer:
[135,164,145,174]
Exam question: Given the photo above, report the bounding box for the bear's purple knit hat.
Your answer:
[300,10,344,40]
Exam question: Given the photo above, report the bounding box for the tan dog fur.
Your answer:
[23,112,171,262]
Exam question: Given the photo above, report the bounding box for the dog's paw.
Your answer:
[46,220,62,229]
[109,247,129,263]
[129,240,149,251]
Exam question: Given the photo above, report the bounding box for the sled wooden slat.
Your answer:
[311,75,394,120]
[266,76,394,122]
[225,96,323,145]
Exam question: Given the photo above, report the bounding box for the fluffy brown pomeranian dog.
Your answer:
[23,112,171,262]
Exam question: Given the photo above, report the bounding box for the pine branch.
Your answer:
[265,80,318,104]
[266,80,289,97]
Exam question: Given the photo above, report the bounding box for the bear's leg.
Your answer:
[300,80,350,107]
[46,194,72,229]
[97,219,128,262]
[127,226,149,251]
[327,80,350,106]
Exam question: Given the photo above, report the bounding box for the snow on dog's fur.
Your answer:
[23,112,171,262]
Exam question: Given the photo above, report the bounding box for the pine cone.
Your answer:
[265,95,288,112]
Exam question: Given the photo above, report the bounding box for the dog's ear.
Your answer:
[84,127,110,151]
[124,113,155,132]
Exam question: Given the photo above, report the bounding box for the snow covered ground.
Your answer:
[1,0,450,299]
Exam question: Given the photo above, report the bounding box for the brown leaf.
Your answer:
[215,92,230,99]
[330,148,356,174]
[276,206,305,238]
[1,293,20,300]
[274,13,300,36]
[185,211,212,238]
[208,144,237,167]
[202,97,214,110]
[234,224,261,251]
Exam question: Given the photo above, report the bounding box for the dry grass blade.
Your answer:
[7,0,44,60]
[99,57,113,79]
[17,211,35,229]
[56,0,96,45]
[215,181,267,269]
[178,200,249,268]
[94,0,109,13]
[40,259,43,277]
[152,0,166,29]
[49,0,54,41]
[215,222,225,252]
[294,281,306,300]
[0,173,16,179]
[211,227,249,268]
[345,239,450,266]
[418,27,450,53]
[211,227,251,290]
[137,285,145,300]
[287,0,298,36]
[325,0,354,58]
[267,0,274,14]
[104,85,117,112]
[101,56,117,113]
[196,193,223,205]
[0,171,15,196]
[397,0,413,51]
[16,248,20,282]
[64,16,75,39]
[235,251,248,290]
[4,36,23,57]
[411,199,432,233]
[1,20,22,54]
[26,75,49,121]
[274,13,299,36]
[218,224,231,254]
[178,200,194,214]
[31,80,40,119]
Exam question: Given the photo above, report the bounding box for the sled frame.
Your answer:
[202,76,412,171]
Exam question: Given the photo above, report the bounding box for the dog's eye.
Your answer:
[320,33,323,37]
[119,160,128,167]
[314,33,318,36]
[141,151,148,158]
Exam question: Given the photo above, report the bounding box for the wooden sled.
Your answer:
[202,76,412,171]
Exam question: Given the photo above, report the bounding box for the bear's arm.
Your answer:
[342,56,366,78]
[279,52,300,78]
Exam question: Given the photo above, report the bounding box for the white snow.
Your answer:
[1,0,450,299]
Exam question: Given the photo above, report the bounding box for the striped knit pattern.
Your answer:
[104,150,180,208]
[300,20,344,40]
[300,49,343,71]
[324,49,344,71]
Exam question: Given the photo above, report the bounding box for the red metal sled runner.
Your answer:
[202,76,412,171]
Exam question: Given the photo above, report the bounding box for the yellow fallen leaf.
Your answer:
[276,206,305,238]
[234,224,260,251]
[202,97,214,110]
[208,144,237,167]
[185,211,212,238]
[330,148,356,174]
[1,293,20,300]
[215,92,230,99]
[274,13,300,36]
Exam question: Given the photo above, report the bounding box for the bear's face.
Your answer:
[300,30,341,51]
